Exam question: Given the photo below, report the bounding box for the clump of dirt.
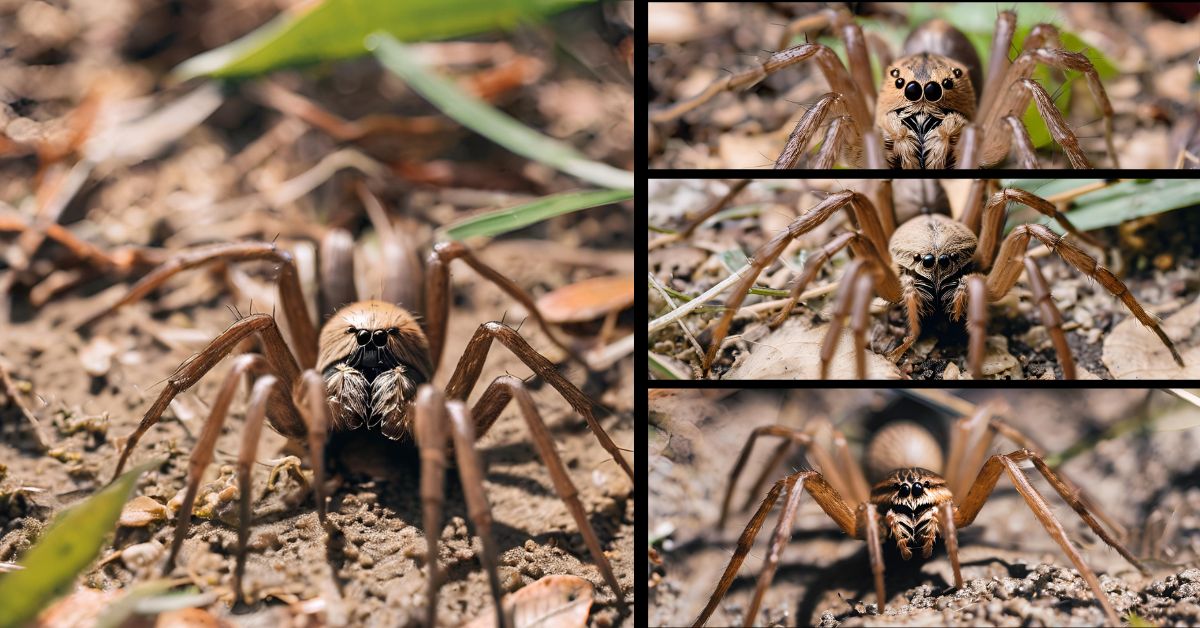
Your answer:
[650,389,1200,626]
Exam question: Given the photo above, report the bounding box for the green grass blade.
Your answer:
[0,459,162,628]
[369,34,633,190]
[173,0,589,80]
[1039,179,1200,232]
[440,188,631,240]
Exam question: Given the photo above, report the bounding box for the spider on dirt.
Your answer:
[667,179,1183,379]
[94,216,634,624]
[650,7,1117,169]
[693,396,1144,626]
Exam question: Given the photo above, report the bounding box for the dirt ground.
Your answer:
[648,2,1200,169]
[0,0,633,625]
[647,179,1200,380]
[649,389,1200,627]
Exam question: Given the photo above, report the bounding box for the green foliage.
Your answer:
[440,189,632,240]
[173,0,589,80]
[370,34,633,190]
[1002,179,1200,233]
[0,460,162,628]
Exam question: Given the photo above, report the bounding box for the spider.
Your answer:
[682,179,1183,379]
[97,227,634,624]
[693,397,1145,626]
[649,7,1117,169]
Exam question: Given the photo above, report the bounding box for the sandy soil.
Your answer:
[649,389,1200,627]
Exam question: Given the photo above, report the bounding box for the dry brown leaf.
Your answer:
[119,495,169,527]
[36,588,120,627]
[1103,296,1200,379]
[536,275,633,323]
[463,574,593,628]
[725,320,901,380]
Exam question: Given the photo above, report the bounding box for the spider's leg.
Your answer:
[293,370,331,527]
[886,275,922,363]
[693,471,855,627]
[992,224,1183,365]
[426,240,581,374]
[937,502,963,588]
[775,94,843,169]
[233,375,285,604]
[166,353,271,574]
[976,187,1101,270]
[771,231,857,327]
[355,181,425,317]
[650,179,751,251]
[955,450,1125,626]
[444,321,632,479]
[1024,257,1076,379]
[849,269,877,380]
[948,273,988,379]
[976,11,1017,121]
[819,259,868,380]
[1003,116,1040,169]
[943,401,994,499]
[413,386,450,628]
[110,313,304,481]
[465,375,627,613]
[699,190,882,374]
[721,425,833,524]
[318,228,357,320]
[80,241,319,368]
[862,502,886,610]
[744,473,807,624]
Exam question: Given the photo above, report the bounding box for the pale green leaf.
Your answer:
[440,189,631,240]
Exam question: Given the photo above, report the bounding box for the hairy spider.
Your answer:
[681,179,1183,379]
[650,7,1117,169]
[693,398,1145,626]
[98,224,634,624]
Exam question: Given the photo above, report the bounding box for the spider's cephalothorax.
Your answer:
[317,300,433,439]
[888,213,978,318]
[870,467,954,560]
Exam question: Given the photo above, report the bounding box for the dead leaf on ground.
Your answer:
[725,320,901,380]
[1103,296,1200,378]
[462,574,594,628]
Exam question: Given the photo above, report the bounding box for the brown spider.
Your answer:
[693,397,1145,626]
[98,227,634,624]
[680,179,1183,379]
[650,7,1117,169]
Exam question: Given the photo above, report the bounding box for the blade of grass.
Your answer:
[369,33,633,190]
[173,0,589,80]
[0,459,163,628]
[1038,179,1200,233]
[440,188,631,240]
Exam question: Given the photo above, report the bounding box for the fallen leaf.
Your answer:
[725,320,901,380]
[1103,296,1200,379]
[463,575,593,628]
[537,275,634,323]
[118,495,169,528]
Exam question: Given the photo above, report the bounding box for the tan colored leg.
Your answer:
[1023,257,1076,379]
[775,94,841,169]
[234,375,283,603]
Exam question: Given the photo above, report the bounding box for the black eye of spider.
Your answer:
[356,329,372,346]
[890,68,900,78]
[894,77,904,89]
[942,78,953,90]
[912,482,925,497]
[923,81,942,102]
[897,483,911,498]
[938,254,950,267]
[921,254,935,268]
[346,326,356,335]
[904,81,922,101]
[371,330,388,347]
[953,68,963,78]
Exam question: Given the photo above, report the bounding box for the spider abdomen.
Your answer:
[318,300,434,439]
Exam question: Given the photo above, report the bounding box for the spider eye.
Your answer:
[921,254,935,268]
[356,329,372,346]
[923,81,942,102]
[346,326,356,334]
[388,327,399,335]
[904,81,922,102]
[912,482,925,497]
[897,483,911,498]
[941,78,953,90]
[890,68,900,78]
[953,68,963,78]
[895,77,904,89]
[938,254,950,267]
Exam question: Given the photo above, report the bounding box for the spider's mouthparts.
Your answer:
[347,345,401,383]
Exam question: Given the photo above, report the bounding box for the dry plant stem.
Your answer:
[669,179,752,246]
[444,322,633,480]
[646,263,753,335]
[646,272,705,361]
[0,361,48,450]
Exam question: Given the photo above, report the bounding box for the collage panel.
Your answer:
[649,389,1200,626]
[649,178,1199,380]
[648,2,1200,170]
